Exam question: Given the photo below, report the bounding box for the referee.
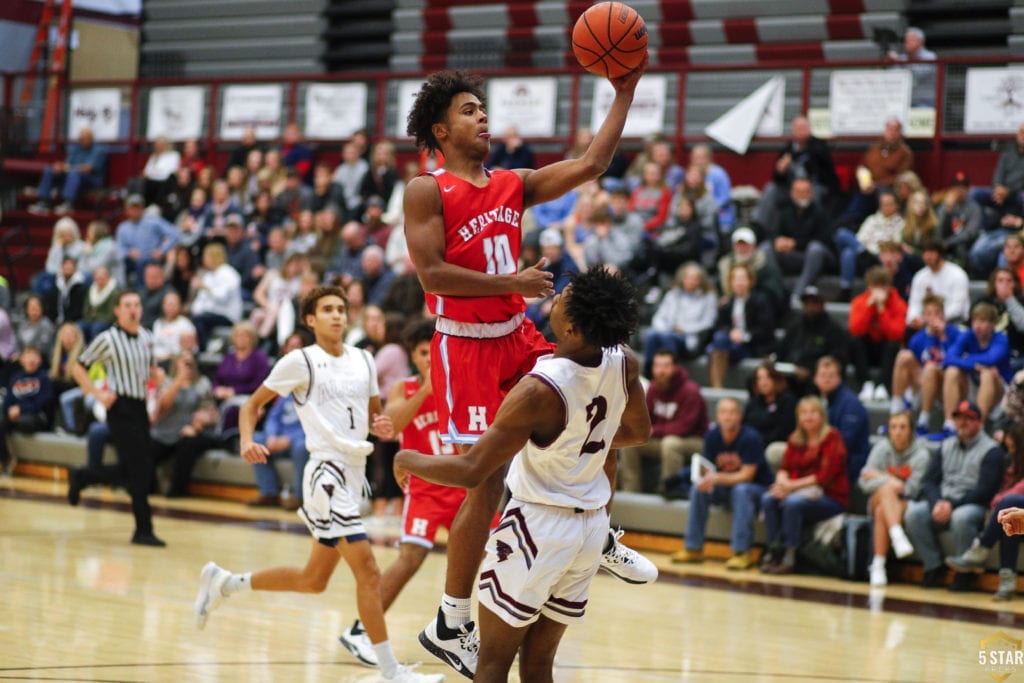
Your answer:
[67,289,165,547]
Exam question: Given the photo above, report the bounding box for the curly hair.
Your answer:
[406,70,485,152]
[300,285,348,321]
[564,267,639,350]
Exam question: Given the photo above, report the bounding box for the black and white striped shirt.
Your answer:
[79,325,154,401]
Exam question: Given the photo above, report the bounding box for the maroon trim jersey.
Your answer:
[426,167,526,323]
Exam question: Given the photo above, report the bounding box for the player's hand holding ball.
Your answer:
[572,2,649,82]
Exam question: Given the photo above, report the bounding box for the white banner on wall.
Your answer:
[304,83,368,139]
[220,85,282,140]
[591,74,666,138]
[395,80,425,138]
[146,86,205,141]
[67,88,121,141]
[829,70,911,135]
[964,67,1024,133]
[486,77,558,138]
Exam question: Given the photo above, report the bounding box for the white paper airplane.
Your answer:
[704,76,786,155]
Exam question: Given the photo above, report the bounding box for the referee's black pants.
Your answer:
[78,397,155,535]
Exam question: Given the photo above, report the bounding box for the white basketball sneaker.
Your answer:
[340,619,378,667]
[600,528,658,584]
[194,561,231,630]
[418,607,478,679]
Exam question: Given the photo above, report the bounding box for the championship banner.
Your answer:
[590,74,666,138]
[964,67,1024,133]
[146,86,205,141]
[220,84,282,140]
[304,83,368,139]
[395,80,425,138]
[486,77,558,138]
[829,70,911,135]
[67,88,121,141]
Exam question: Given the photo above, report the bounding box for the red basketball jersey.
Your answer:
[425,168,526,323]
[399,376,458,497]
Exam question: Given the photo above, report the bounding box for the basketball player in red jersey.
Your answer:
[404,55,655,678]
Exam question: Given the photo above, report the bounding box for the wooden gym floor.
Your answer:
[2,475,1023,682]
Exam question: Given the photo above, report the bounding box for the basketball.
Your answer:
[571,2,648,79]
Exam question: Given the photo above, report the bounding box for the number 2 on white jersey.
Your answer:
[483,235,516,275]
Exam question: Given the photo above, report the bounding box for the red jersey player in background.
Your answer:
[404,56,656,678]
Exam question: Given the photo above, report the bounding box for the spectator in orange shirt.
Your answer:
[849,266,907,402]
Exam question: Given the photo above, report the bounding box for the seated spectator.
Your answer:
[905,238,970,332]
[151,350,215,497]
[360,140,399,212]
[937,171,984,266]
[619,349,707,493]
[777,286,849,395]
[287,210,317,257]
[891,294,961,432]
[79,219,125,287]
[649,140,685,193]
[902,189,940,255]
[582,205,640,273]
[327,219,368,282]
[310,163,339,213]
[677,166,720,240]
[835,191,904,302]
[45,256,86,325]
[159,165,195,223]
[690,143,734,231]
[248,190,286,252]
[814,355,870,486]
[707,263,776,388]
[858,411,931,586]
[717,226,787,316]
[189,242,243,351]
[139,262,173,329]
[845,119,913,222]
[530,186,579,234]
[225,165,250,214]
[137,137,180,206]
[17,295,55,362]
[116,194,179,285]
[877,239,922,303]
[849,266,907,402]
[37,217,84,297]
[332,141,369,223]
[972,122,1024,228]
[361,245,397,307]
[980,267,1024,371]
[526,229,578,333]
[905,400,1004,589]
[941,302,1012,431]
[761,396,849,575]
[29,127,107,215]
[167,245,198,303]
[280,122,313,184]
[179,138,205,177]
[644,197,706,279]
[175,187,209,253]
[0,345,53,473]
[263,226,289,273]
[946,423,1024,600]
[274,168,313,218]
[605,185,646,252]
[225,127,261,176]
[200,180,243,238]
[223,214,263,297]
[152,291,197,365]
[486,126,535,170]
[211,322,270,436]
[887,27,937,107]
[642,262,717,369]
[766,178,835,306]
[743,361,797,471]
[1005,232,1024,287]
[79,267,120,343]
[250,253,307,344]
[343,279,368,346]
[672,397,773,569]
[50,323,84,433]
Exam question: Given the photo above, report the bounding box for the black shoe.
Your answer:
[131,532,167,547]
[67,468,82,506]
[760,546,783,571]
[837,287,852,303]
[921,566,946,589]
[949,572,976,593]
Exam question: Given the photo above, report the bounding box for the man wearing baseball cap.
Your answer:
[115,193,179,286]
[716,225,787,316]
[903,398,1004,590]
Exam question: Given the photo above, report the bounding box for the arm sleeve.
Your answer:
[261,350,308,398]
[878,295,908,340]
[942,333,971,370]
[847,295,873,336]
[813,432,847,490]
[78,333,111,367]
[1003,296,1024,333]
[858,442,891,495]
[954,447,1007,508]
[902,444,933,500]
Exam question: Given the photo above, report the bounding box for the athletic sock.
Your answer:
[373,640,400,678]
[223,572,251,595]
[916,413,928,428]
[871,555,886,567]
[890,397,904,414]
[441,593,472,629]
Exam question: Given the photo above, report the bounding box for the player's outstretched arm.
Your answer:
[239,385,278,463]
[611,349,652,448]
[521,54,648,209]
[404,177,553,300]
[395,376,563,489]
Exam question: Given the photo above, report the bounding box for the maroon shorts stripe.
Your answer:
[479,569,540,621]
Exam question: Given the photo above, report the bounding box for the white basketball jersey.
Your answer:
[505,346,628,510]
[262,343,379,465]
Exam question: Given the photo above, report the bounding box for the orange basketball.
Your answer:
[571,2,648,79]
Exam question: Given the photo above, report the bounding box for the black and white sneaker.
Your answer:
[599,528,659,584]
[418,607,478,680]
[339,619,378,667]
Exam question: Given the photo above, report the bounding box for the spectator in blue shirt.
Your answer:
[670,397,773,570]
[814,355,870,500]
[31,128,107,214]
[116,194,179,285]
[526,229,579,334]
[892,293,961,433]
[942,302,1012,432]
[486,126,535,170]
[0,345,53,473]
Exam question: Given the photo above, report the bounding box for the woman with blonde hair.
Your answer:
[760,395,849,574]
[902,189,939,254]
[51,323,85,432]
[189,242,242,351]
[642,262,717,369]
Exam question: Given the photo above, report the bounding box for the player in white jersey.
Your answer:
[193,285,443,683]
[395,268,651,683]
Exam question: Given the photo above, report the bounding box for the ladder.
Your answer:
[19,0,74,152]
